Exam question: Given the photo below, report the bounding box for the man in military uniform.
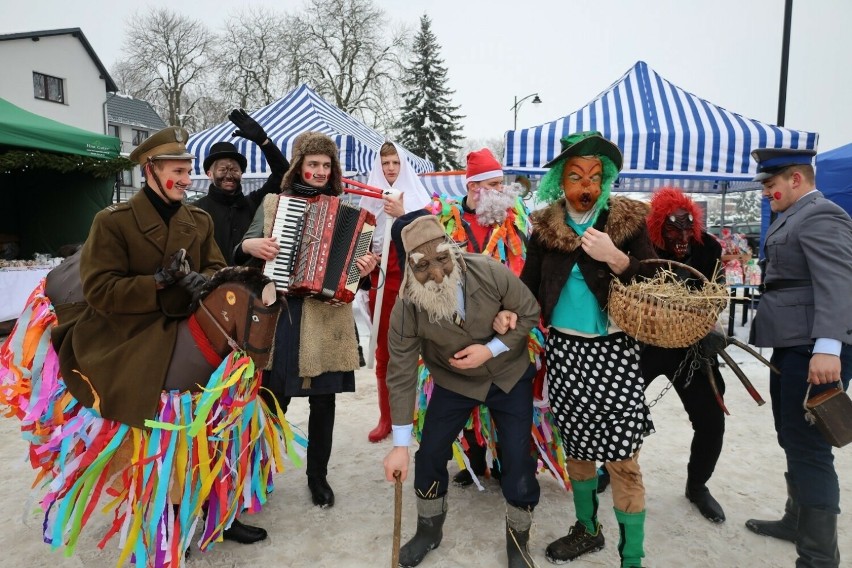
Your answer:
[746,148,852,568]
[52,126,268,544]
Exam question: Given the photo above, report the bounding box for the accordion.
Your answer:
[263,194,376,305]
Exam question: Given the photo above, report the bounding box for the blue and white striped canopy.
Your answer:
[504,61,818,190]
[418,172,467,197]
[187,84,433,179]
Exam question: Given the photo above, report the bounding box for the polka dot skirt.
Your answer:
[545,330,653,462]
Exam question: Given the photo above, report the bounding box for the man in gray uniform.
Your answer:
[746,148,852,568]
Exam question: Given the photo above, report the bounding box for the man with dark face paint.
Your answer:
[641,187,728,524]
[382,215,541,568]
[520,131,657,567]
[195,109,289,264]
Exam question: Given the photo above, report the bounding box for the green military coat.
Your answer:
[54,189,226,428]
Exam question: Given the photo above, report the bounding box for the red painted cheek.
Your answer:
[165,179,174,189]
[774,192,782,200]
[304,171,312,180]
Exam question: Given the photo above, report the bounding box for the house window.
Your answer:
[33,72,65,103]
[108,124,120,139]
[132,129,148,146]
[121,169,133,186]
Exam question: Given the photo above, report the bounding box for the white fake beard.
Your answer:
[404,257,462,324]
[476,183,521,225]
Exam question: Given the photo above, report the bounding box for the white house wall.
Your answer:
[0,34,108,133]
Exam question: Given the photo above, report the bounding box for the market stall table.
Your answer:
[727,284,760,337]
[0,266,51,322]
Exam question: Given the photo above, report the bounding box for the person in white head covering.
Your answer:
[362,142,431,442]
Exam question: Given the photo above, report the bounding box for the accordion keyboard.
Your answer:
[263,196,308,292]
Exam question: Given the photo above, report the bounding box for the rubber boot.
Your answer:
[506,504,535,568]
[399,495,447,568]
[368,374,392,443]
[745,472,798,544]
[615,508,646,568]
[795,507,839,568]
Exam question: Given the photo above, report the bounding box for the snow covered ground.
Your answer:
[0,310,849,568]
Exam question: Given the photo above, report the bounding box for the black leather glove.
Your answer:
[229,108,268,146]
[178,271,208,301]
[699,329,729,359]
[154,249,190,289]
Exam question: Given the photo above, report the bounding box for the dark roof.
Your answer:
[0,27,118,92]
[107,94,167,130]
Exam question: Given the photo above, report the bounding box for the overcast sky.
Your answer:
[3,0,851,151]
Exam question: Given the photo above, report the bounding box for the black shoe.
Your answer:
[545,520,605,564]
[452,469,475,487]
[596,467,610,494]
[308,475,335,508]
[686,484,726,524]
[222,519,268,544]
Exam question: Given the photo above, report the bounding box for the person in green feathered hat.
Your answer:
[519,131,657,567]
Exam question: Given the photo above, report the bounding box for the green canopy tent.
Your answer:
[0,98,123,257]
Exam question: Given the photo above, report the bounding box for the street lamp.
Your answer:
[511,93,542,130]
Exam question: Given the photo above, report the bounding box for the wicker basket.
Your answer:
[608,259,728,348]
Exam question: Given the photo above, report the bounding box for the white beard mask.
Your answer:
[404,252,462,324]
[475,183,522,225]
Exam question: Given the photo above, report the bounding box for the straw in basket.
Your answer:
[608,259,729,348]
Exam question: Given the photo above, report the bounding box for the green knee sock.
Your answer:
[571,477,600,534]
[614,508,646,568]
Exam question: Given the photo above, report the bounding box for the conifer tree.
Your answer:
[398,15,464,170]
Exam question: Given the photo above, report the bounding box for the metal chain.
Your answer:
[646,343,704,408]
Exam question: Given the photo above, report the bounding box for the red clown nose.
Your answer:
[304,171,312,180]
[773,192,782,200]
[165,179,174,189]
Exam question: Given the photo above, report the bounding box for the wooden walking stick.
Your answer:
[392,470,403,568]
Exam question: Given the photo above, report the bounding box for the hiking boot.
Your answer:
[545,520,605,564]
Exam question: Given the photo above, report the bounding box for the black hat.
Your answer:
[751,147,816,182]
[544,131,623,171]
[203,141,248,173]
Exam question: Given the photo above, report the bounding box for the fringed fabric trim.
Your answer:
[412,327,570,492]
[0,281,304,568]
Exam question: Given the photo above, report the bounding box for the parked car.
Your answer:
[707,222,761,254]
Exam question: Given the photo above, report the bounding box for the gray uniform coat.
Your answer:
[754,190,852,348]
[386,254,541,426]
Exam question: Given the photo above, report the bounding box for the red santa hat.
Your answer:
[466,148,503,182]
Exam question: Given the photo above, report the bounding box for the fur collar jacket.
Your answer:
[520,196,657,325]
